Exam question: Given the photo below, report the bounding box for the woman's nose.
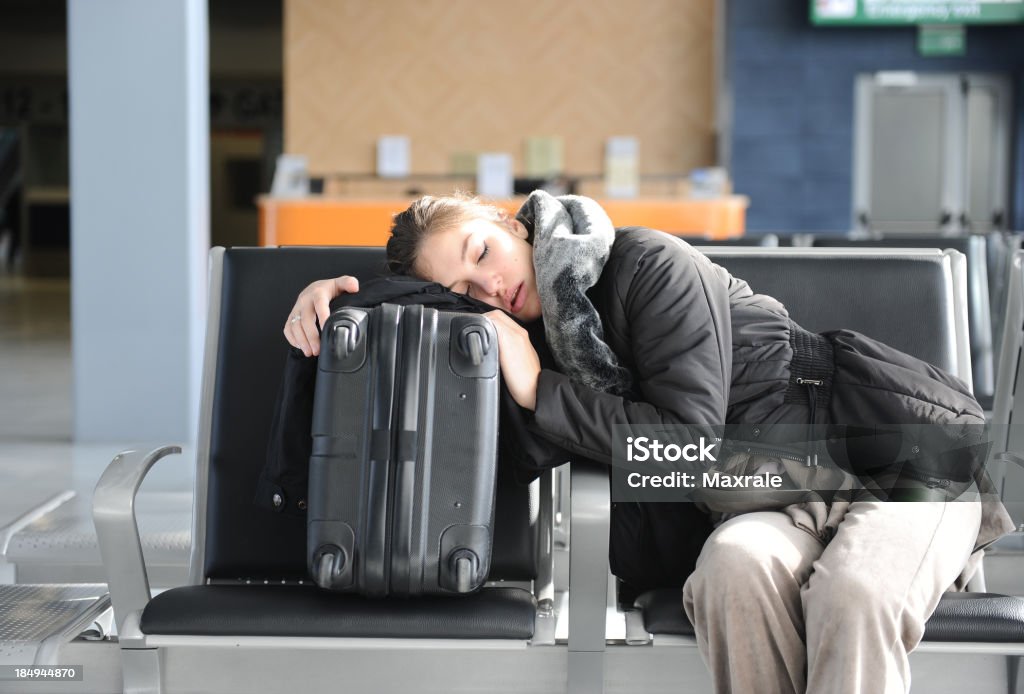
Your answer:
[482,275,501,297]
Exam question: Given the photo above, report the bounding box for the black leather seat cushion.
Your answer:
[634,589,694,637]
[635,589,1024,643]
[923,592,1024,642]
[141,585,536,640]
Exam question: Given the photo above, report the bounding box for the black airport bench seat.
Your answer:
[634,588,1024,643]
[92,241,1024,694]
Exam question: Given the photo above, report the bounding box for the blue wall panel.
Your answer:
[726,0,1024,232]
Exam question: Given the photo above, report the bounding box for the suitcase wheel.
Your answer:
[332,319,360,359]
[459,327,490,367]
[314,545,348,588]
[450,549,480,593]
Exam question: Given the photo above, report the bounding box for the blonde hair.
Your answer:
[386,193,511,277]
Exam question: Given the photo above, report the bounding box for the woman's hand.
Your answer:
[485,310,541,411]
[284,276,360,357]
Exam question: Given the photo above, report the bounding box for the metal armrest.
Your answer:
[568,460,610,694]
[535,468,556,605]
[947,249,974,387]
[92,445,182,641]
[965,237,995,397]
[531,468,558,646]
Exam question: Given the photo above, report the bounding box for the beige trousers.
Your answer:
[682,501,983,694]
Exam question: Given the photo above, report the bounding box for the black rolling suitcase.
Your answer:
[307,303,500,596]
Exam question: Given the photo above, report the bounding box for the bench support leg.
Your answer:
[568,651,604,694]
[123,648,162,694]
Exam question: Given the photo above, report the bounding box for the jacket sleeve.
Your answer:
[531,237,732,465]
[500,386,575,483]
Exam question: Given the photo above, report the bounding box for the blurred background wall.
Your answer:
[283,0,715,177]
[726,0,1024,232]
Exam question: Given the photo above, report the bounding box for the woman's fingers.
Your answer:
[283,276,360,358]
[300,306,323,357]
[313,276,358,336]
[484,310,528,351]
[284,303,312,355]
[484,310,540,410]
[336,275,360,295]
[484,309,522,333]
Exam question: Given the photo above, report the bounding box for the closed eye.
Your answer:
[478,243,489,263]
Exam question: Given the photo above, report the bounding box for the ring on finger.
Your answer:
[289,314,301,324]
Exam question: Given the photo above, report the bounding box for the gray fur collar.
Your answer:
[515,191,633,395]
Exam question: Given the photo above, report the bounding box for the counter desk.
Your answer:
[258,196,749,247]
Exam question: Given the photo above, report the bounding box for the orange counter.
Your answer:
[258,195,748,247]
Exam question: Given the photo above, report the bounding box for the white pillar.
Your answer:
[68,0,208,443]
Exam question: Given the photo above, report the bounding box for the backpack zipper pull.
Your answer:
[796,378,823,467]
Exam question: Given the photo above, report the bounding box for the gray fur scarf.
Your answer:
[514,191,633,395]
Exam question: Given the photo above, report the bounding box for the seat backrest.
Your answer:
[810,235,992,401]
[190,247,537,584]
[986,232,1024,373]
[679,234,778,247]
[701,248,969,380]
[990,251,1024,523]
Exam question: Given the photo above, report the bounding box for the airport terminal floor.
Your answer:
[0,272,192,539]
[0,270,196,693]
[0,272,75,526]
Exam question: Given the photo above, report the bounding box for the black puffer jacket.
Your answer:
[522,227,1013,593]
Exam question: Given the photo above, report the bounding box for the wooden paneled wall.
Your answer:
[285,0,714,177]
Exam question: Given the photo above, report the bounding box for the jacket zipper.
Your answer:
[796,378,823,467]
[729,444,807,464]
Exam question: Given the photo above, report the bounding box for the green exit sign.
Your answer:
[918,24,967,55]
[812,0,1024,25]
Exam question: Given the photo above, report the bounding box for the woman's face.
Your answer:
[414,216,543,322]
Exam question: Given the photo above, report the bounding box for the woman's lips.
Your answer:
[509,282,525,313]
